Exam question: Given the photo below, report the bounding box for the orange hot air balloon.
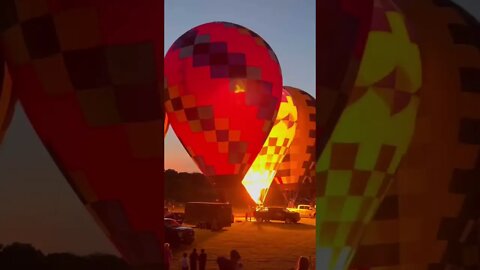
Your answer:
[275,86,315,205]
[164,22,283,205]
[0,63,15,144]
[164,113,169,136]
[1,2,164,269]
[242,88,297,205]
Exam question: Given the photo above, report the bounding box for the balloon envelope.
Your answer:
[275,86,315,204]
[164,22,283,203]
[242,88,297,204]
[351,1,480,269]
[316,0,422,269]
[1,2,164,268]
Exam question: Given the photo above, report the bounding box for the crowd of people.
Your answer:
[164,243,311,270]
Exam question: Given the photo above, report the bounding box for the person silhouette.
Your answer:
[181,253,189,270]
[216,256,230,270]
[296,256,309,270]
[189,248,198,270]
[199,249,207,270]
[230,250,242,270]
[163,243,173,270]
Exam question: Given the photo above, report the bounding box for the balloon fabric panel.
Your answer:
[316,0,374,159]
[0,1,165,268]
[351,1,480,269]
[275,86,316,203]
[0,63,15,143]
[164,22,283,188]
[316,0,422,269]
[164,113,169,136]
[242,88,297,204]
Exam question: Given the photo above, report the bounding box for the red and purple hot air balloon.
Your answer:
[164,22,283,205]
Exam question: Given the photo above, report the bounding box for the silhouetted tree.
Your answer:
[0,242,46,270]
[86,253,130,270]
[0,242,131,270]
[46,253,89,270]
[164,170,217,202]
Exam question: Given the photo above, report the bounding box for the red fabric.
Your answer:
[4,2,165,267]
[165,22,283,180]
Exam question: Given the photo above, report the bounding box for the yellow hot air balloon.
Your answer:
[275,86,316,206]
[351,1,480,269]
[242,88,297,205]
[0,64,14,143]
[316,0,422,269]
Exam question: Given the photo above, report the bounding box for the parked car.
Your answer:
[184,202,234,231]
[165,212,185,224]
[164,218,194,246]
[254,206,300,223]
[288,204,316,218]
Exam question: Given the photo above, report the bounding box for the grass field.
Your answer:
[171,216,315,270]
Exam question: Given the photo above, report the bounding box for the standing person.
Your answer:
[181,253,189,270]
[216,256,231,270]
[163,243,173,270]
[199,249,207,270]
[295,256,309,270]
[189,248,198,270]
[230,250,242,270]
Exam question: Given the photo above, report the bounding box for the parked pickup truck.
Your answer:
[254,206,300,224]
[287,204,316,218]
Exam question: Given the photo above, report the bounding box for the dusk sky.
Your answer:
[0,0,478,257]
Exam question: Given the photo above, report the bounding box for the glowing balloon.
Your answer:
[351,1,480,269]
[316,0,422,269]
[274,86,315,205]
[164,22,283,204]
[1,2,164,268]
[0,63,14,144]
[242,88,297,205]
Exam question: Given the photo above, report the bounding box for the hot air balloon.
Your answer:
[164,22,283,206]
[242,88,297,205]
[316,0,422,269]
[351,1,480,269]
[0,63,15,144]
[274,86,315,206]
[1,2,164,269]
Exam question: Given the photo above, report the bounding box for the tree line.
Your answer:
[0,242,129,270]
[164,169,316,205]
[164,169,218,202]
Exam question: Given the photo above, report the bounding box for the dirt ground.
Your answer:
[171,215,316,270]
